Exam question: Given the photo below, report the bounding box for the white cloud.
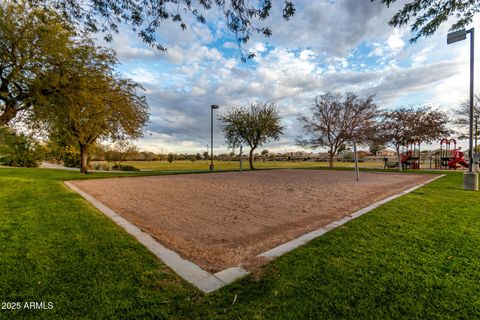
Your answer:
[90,0,480,153]
[223,41,236,49]
[387,30,405,51]
[412,46,433,66]
[371,46,384,57]
[124,68,159,85]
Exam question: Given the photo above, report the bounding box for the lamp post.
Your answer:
[239,146,243,173]
[210,105,219,171]
[475,115,479,172]
[475,115,479,152]
[353,139,359,181]
[448,28,478,190]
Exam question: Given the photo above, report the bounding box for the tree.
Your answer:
[0,126,43,167]
[143,151,156,162]
[0,1,73,125]
[44,139,65,164]
[88,143,107,161]
[375,0,480,42]
[195,153,202,161]
[219,103,283,170]
[377,106,450,171]
[175,153,186,161]
[453,95,480,139]
[107,141,139,168]
[203,151,209,160]
[31,0,295,61]
[31,40,149,173]
[167,153,175,163]
[341,151,354,162]
[260,149,269,162]
[63,145,81,168]
[337,143,347,154]
[369,143,385,156]
[298,92,379,169]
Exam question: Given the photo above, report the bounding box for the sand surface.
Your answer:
[71,170,436,272]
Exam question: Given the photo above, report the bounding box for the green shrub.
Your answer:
[112,164,140,171]
[94,163,111,171]
[63,145,81,168]
[44,140,65,164]
[0,127,43,167]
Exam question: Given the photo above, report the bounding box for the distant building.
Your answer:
[337,149,352,156]
[357,150,373,157]
[376,149,396,157]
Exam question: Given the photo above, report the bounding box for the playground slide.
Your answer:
[448,158,469,169]
[400,154,411,163]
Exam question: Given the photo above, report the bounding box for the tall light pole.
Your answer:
[448,28,478,190]
[475,115,479,172]
[353,139,359,181]
[475,115,479,152]
[210,105,219,171]
[239,146,243,173]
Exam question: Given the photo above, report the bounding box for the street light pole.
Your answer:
[210,105,219,172]
[448,28,478,190]
[239,145,243,173]
[468,28,475,173]
[475,116,479,151]
[475,115,479,171]
[353,139,359,181]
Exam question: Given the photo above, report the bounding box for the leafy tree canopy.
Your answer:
[377,105,450,170]
[105,140,139,167]
[219,102,283,169]
[30,0,295,61]
[0,126,43,167]
[30,39,149,173]
[297,92,379,168]
[0,1,74,125]
[376,0,480,42]
[453,94,480,139]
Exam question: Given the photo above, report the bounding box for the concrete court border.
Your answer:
[64,173,445,293]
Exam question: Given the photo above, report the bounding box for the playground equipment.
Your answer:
[435,138,456,169]
[383,141,421,170]
[434,138,469,170]
[448,148,469,169]
[401,142,420,169]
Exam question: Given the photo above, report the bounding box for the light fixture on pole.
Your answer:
[447,28,478,190]
[210,104,219,172]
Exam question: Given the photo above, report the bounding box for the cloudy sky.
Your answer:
[101,0,478,154]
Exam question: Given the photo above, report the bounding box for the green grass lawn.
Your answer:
[1,167,479,319]
[95,159,388,171]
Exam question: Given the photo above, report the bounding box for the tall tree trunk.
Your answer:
[0,103,18,126]
[79,143,89,174]
[396,147,402,172]
[249,147,256,170]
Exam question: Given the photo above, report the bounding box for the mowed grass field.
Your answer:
[95,159,390,171]
[1,167,479,319]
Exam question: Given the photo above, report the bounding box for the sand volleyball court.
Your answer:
[71,169,436,272]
